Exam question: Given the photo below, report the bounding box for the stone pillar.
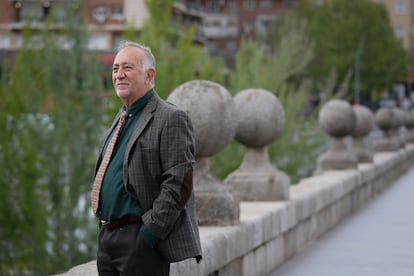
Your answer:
[167,80,240,226]
[224,88,290,201]
[351,105,374,163]
[404,110,414,144]
[316,99,357,173]
[393,108,407,148]
[373,108,399,152]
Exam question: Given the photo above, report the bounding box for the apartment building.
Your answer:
[0,0,150,70]
[0,0,147,50]
[371,0,414,53]
[370,0,414,96]
[0,0,298,69]
[173,0,297,66]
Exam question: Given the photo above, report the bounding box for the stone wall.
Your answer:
[59,146,414,276]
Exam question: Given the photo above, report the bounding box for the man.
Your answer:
[92,40,202,275]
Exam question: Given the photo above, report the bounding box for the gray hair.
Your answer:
[117,40,156,75]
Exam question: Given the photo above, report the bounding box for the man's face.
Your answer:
[112,47,147,107]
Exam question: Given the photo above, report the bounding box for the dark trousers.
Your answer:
[97,219,170,276]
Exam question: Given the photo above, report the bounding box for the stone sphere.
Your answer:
[167,80,237,157]
[351,105,374,138]
[393,108,406,128]
[318,99,355,138]
[233,88,285,148]
[375,108,395,130]
[404,111,414,128]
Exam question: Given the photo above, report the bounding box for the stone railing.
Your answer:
[57,81,414,276]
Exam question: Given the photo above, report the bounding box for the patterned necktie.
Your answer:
[91,111,128,214]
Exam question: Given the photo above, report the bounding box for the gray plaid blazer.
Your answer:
[96,93,202,263]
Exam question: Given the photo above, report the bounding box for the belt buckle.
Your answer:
[100,220,110,226]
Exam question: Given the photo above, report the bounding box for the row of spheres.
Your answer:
[167,80,414,226]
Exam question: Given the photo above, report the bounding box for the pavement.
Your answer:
[270,168,414,276]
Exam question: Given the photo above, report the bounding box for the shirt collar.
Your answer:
[123,89,155,117]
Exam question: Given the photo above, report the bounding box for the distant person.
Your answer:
[91,40,202,275]
[400,96,412,110]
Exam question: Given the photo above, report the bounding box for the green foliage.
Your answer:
[228,40,271,92]
[293,0,410,99]
[229,17,314,94]
[213,15,357,183]
[212,16,321,182]
[130,0,225,98]
[0,3,104,274]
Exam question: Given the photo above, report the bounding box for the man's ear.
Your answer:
[147,68,156,81]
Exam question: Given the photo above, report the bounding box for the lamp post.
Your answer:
[354,35,365,105]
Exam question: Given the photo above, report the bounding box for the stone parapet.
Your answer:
[57,146,414,276]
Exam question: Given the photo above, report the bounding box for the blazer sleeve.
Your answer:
[141,107,196,240]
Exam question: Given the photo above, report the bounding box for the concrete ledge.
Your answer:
[57,146,414,276]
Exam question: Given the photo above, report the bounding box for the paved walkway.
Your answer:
[270,168,414,276]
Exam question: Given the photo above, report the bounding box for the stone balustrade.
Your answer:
[56,81,414,276]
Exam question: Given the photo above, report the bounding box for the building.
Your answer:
[0,0,149,68]
[370,0,414,101]
[0,0,148,50]
[0,0,299,69]
[173,0,298,67]
[371,0,414,53]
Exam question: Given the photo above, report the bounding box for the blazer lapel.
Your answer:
[126,93,159,155]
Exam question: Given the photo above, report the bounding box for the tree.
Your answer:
[212,16,336,183]
[229,16,315,93]
[292,0,410,100]
[124,0,226,99]
[0,2,104,274]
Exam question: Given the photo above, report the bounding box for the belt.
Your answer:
[100,215,140,231]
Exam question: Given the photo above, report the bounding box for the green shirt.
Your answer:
[98,89,154,220]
